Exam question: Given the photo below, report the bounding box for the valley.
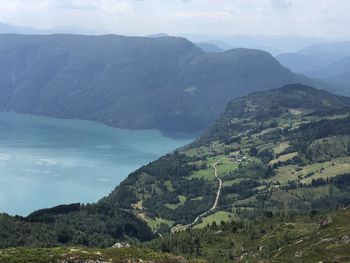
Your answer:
[1,1,350,262]
[1,84,350,262]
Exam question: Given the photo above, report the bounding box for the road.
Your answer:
[171,158,224,233]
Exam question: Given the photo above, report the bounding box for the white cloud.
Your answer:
[0,0,348,39]
[269,0,294,9]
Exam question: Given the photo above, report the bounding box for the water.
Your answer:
[0,112,193,216]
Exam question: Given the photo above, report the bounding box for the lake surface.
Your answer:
[0,112,193,216]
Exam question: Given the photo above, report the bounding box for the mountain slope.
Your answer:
[146,209,350,263]
[1,84,350,252]
[0,203,154,248]
[195,42,224,52]
[102,84,350,233]
[276,41,350,95]
[0,34,314,132]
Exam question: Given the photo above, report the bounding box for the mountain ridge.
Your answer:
[0,34,315,132]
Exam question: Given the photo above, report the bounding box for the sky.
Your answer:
[0,0,349,39]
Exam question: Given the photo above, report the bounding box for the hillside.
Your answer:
[102,84,350,233]
[0,34,313,132]
[0,203,154,248]
[1,210,349,263]
[145,209,350,262]
[2,84,350,261]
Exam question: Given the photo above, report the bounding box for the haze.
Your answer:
[0,0,349,40]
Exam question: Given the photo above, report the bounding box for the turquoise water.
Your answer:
[0,112,193,216]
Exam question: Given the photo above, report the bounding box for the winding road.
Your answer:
[171,158,224,233]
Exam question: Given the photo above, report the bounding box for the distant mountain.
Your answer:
[276,41,350,95]
[300,41,350,58]
[277,41,350,73]
[185,34,325,54]
[195,42,224,53]
[0,22,45,34]
[0,34,315,132]
[147,33,171,38]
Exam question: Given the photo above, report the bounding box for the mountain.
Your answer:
[0,34,315,133]
[0,22,45,34]
[276,41,350,94]
[102,84,350,232]
[185,34,325,54]
[195,42,224,53]
[276,41,350,73]
[147,33,171,38]
[1,84,350,262]
[300,41,350,59]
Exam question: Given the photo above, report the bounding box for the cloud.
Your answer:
[0,0,349,39]
[174,9,236,20]
[269,0,294,9]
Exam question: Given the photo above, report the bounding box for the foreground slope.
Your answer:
[102,84,350,233]
[0,247,204,263]
[146,209,350,263]
[0,34,313,132]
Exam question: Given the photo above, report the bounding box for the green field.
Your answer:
[165,195,187,209]
[195,211,234,229]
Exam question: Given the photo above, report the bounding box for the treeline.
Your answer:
[0,203,154,249]
[143,210,335,263]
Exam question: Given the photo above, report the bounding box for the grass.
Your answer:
[269,152,298,165]
[195,211,234,229]
[273,142,290,155]
[191,196,204,201]
[140,214,174,231]
[164,180,175,192]
[222,178,249,187]
[165,195,187,209]
[188,157,238,181]
[216,159,239,176]
[302,162,350,184]
[290,185,339,201]
[267,165,299,184]
[268,157,350,185]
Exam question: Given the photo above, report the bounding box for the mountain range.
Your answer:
[2,84,350,261]
[276,41,350,95]
[1,32,350,262]
[0,34,315,132]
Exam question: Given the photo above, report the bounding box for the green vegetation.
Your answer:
[146,209,350,263]
[194,211,234,229]
[2,84,350,262]
[165,195,187,209]
[101,84,350,234]
[0,204,154,248]
[0,247,204,263]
